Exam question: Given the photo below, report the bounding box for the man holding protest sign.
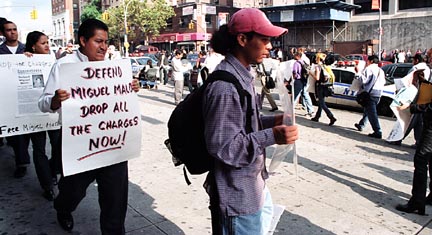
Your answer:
[39,19,140,234]
[0,20,30,178]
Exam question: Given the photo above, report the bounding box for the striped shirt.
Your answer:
[203,54,276,216]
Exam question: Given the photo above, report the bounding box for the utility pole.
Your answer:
[123,0,133,57]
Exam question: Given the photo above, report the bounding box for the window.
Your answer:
[205,15,212,28]
[179,16,191,28]
[339,70,355,84]
[166,18,173,29]
[393,66,411,78]
[399,0,432,10]
[354,0,389,14]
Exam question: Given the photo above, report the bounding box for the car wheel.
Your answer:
[377,97,394,117]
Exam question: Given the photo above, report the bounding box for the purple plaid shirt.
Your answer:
[203,54,276,216]
[292,60,302,80]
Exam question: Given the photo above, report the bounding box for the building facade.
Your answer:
[347,0,432,54]
[51,0,75,47]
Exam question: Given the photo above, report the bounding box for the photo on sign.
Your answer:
[32,74,45,88]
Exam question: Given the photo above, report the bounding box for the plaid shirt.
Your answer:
[203,54,276,216]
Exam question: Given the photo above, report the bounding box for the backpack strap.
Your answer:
[205,70,253,134]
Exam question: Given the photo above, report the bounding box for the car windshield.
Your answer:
[187,54,199,61]
[135,57,151,65]
[345,55,363,60]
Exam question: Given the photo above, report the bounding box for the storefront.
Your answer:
[150,32,212,52]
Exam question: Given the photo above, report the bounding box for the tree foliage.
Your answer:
[81,0,102,23]
[102,0,175,44]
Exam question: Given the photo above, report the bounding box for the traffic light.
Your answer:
[101,12,109,21]
[30,9,38,20]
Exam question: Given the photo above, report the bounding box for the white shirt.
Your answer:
[171,57,187,81]
[6,45,18,54]
[301,53,310,65]
[39,50,90,117]
[412,62,431,82]
[357,63,385,97]
[203,52,224,74]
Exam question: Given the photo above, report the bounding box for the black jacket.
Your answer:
[0,41,25,54]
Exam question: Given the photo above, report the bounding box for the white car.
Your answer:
[309,67,396,117]
[126,56,159,78]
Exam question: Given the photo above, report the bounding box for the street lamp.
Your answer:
[123,0,134,57]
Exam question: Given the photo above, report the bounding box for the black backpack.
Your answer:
[164,70,253,185]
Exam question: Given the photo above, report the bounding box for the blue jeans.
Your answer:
[294,80,314,114]
[216,187,273,235]
[358,96,382,134]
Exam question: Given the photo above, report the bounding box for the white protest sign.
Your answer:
[0,54,59,137]
[60,59,141,176]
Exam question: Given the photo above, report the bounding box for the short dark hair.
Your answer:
[0,17,7,34]
[210,25,255,56]
[293,52,302,58]
[25,31,46,53]
[413,53,426,63]
[368,55,379,64]
[77,18,108,47]
[174,50,182,56]
[1,20,15,34]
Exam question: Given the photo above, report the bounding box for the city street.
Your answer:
[1,81,432,235]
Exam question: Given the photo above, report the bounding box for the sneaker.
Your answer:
[269,107,278,112]
[306,112,314,117]
[311,117,319,122]
[368,133,382,139]
[354,123,363,131]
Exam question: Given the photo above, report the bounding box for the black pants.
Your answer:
[47,129,61,176]
[409,112,432,206]
[6,134,30,167]
[54,161,129,235]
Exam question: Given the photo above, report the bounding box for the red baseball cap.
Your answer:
[228,8,288,37]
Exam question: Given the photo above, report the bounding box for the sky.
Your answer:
[0,0,53,40]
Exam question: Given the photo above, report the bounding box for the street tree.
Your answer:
[81,0,102,23]
[102,0,174,45]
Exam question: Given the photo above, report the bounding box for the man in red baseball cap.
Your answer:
[203,8,297,235]
[228,8,287,37]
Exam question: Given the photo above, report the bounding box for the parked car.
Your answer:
[186,53,199,68]
[345,54,368,61]
[135,45,159,54]
[335,56,356,67]
[380,63,413,85]
[143,53,160,64]
[309,67,396,116]
[378,60,392,67]
[127,56,159,78]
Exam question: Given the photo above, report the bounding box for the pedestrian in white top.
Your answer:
[172,50,189,105]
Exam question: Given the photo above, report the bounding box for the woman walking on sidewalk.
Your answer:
[310,53,337,126]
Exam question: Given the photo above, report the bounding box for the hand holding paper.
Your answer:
[272,125,298,144]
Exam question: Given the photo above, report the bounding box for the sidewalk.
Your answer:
[0,83,431,234]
